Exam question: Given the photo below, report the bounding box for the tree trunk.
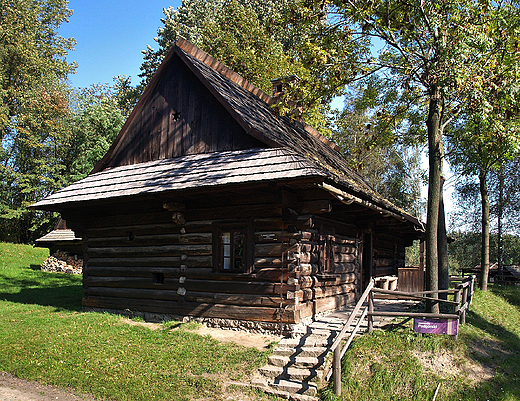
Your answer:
[438,177,449,300]
[426,85,443,313]
[497,167,504,282]
[479,169,490,291]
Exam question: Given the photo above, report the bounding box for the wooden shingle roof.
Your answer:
[31,38,422,229]
[32,148,328,209]
[35,229,81,243]
[35,219,82,244]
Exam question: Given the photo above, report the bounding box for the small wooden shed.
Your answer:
[32,39,424,332]
[35,218,83,257]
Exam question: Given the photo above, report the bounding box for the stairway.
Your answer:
[252,314,357,400]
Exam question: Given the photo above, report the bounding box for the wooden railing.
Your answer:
[366,275,476,328]
[326,280,374,397]
[328,275,476,396]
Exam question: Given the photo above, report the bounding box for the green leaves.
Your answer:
[67,85,125,182]
[0,0,77,243]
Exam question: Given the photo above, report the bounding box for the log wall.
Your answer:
[74,191,413,329]
[289,229,360,322]
[82,207,304,324]
[372,232,406,277]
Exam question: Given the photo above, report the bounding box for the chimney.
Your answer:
[271,75,299,98]
[270,75,302,119]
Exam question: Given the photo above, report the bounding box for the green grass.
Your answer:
[4,241,519,401]
[322,285,520,401]
[0,242,271,401]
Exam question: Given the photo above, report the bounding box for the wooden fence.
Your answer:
[328,275,476,396]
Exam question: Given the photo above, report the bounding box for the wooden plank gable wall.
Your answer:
[106,56,264,168]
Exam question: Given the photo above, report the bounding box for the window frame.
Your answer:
[212,222,253,274]
[320,234,335,273]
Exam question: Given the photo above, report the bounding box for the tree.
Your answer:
[317,0,520,306]
[65,84,126,182]
[112,75,141,119]
[333,88,425,216]
[451,157,520,282]
[448,231,520,273]
[447,8,520,290]
[0,0,76,243]
[449,116,520,290]
[0,0,76,143]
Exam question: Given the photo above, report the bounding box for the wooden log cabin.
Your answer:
[32,38,424,333]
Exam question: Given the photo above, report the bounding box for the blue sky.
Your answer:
[59,0,181,89]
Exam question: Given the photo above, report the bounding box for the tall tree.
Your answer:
[0,0,76,143]
[449,115,520,290]
[447,5,520,290]
[0,0,76,243]
[312,0,520,305]
[451,156,520,285]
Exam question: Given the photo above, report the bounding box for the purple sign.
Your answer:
[413,318,458,336]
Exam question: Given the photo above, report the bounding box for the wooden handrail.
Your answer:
[329,281,375,355]
[371,288,460,304]
[328,275,477,396]
[329,280,374,397]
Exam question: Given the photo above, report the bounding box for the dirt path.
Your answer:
[0,372,98,401]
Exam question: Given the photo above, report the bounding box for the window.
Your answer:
[152,272,165,284]
[213,223,252,273]
[320,235,335,273]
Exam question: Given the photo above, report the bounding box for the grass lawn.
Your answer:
[321,283,520,401]
[2,242,519,401]
[0,242,272,401]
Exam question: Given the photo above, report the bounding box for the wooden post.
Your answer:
[334,345,342,396]
[419,239,425,290]
[368,290,374,333]
[461,286,468,325]
[453,285,461,316]
[469,275,475,305]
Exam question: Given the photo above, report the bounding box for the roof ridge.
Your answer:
[176,37,273,104]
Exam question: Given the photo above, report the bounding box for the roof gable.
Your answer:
[32,38,422,230]
[93,46,266,172]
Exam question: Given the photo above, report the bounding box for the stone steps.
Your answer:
[272,345,328,358]
[259,364,322,382]
[253,299,417,399]
[252,376,318,401]
[254,312,362,400]
[268,355,324,368]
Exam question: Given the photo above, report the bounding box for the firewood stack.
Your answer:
[41,251,83,274]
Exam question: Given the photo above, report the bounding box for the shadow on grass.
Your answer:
[464,310,520,400]
[0,272,83,312]
[492,284,520,310]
